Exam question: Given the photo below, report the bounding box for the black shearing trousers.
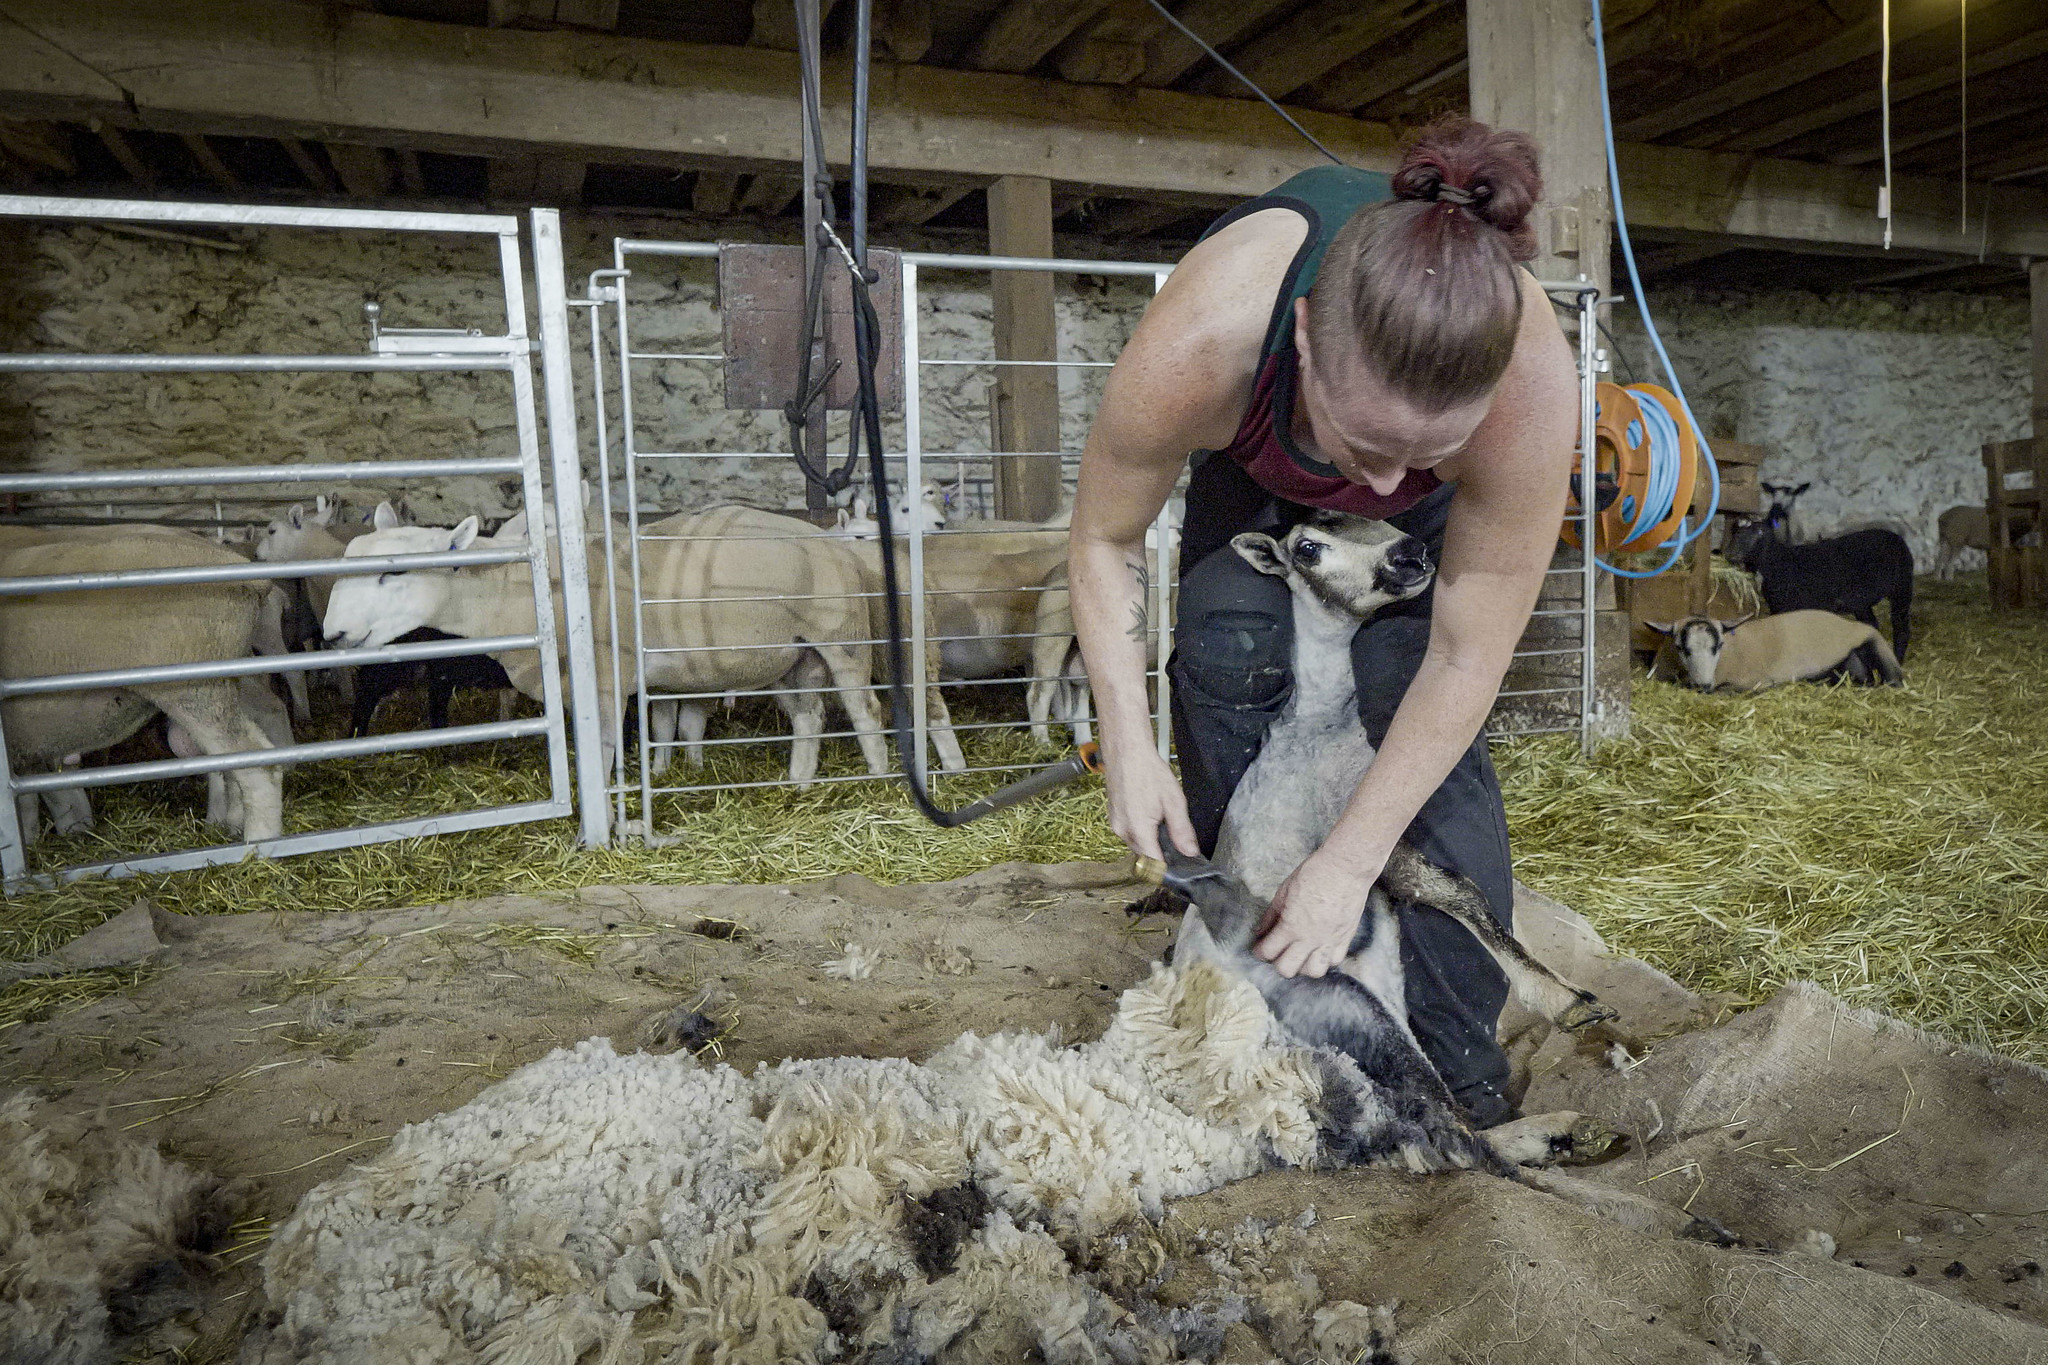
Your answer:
[1167,452,1518,1127]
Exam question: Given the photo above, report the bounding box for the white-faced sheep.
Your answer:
[0,525,284,844]
[1648,611,1903,691]
[322,504,896,789]
[1161,512,1618,1174]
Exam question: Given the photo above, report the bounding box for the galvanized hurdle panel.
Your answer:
[0,199,609,887]
[578,240,1176,836]
[575,240,1605,835]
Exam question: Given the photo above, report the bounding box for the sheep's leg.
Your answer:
[1026,675,1056,746]
[496,689,517,724]
[252,588,312,723]
[141,683,282,843]
[1063,649,1095,746]
[812,643,889,776]
[646,699,676,778]
[776,659,828,789]
[1378,844,1622,1040]
[45,757,92,836]
[921,674,967,773]
[677,704,708,769]
[15,791,40,850]
[1889,581,1912,662]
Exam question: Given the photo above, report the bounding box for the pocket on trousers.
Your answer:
[1171,611,1290,712]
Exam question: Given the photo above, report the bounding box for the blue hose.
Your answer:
[1588,0,1721,580]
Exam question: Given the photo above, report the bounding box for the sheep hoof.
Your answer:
[1558,994,1620,1031]
[1559,1114,1629,1166]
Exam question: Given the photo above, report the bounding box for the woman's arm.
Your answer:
[1253,278,1580,978]
[1070,219,1289,862]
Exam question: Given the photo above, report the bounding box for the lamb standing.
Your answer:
[1728,519,1915,661]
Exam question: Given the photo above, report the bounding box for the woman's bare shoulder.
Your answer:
[1103,208,1309,452]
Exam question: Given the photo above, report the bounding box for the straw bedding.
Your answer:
[5,577,2045,1064]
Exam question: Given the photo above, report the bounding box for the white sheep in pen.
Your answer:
[322,504,903,789]
[244,950,1631,1365]
[0,525,285,846]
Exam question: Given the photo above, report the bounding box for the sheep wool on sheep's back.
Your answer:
[240,961,1354,1365]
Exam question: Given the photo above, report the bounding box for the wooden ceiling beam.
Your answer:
[749,0,839,51]
[279,136,337,193]
[325,143,389,198]
[3,0,2045,259]
[488,150,585,204]
[1189,0,1454,104]
[93,123,153,187]
[1616,1,1966,143]
[1081,199,1198,237]
[1297,10,1468,115]
[690,169,742,215]
[965,0,1115,74]
[1713,28,2048,156]
[179,132,240,192]
[870,181,975,225]
[0,118,73,175]
[1136,0,1299,88]
[1837,91,2048,168]
[735,171,804,215]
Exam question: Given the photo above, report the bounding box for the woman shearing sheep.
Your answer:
[1070,120,1577,1126]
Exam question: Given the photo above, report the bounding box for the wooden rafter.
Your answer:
[395,148,427,196]
[966,0,1114,74]
[691,169,741,215]
[0,118,73,175]
[736,172,804,215]
[1190,0,1453,104]
[1838,88,2048,168]
[870,181,973,225]
[1081,199,1197,237]
[1135,0,1299,88]
[487,150,584,204]
[1617,2,1967,143]
[279,137,337,192]
[180,133,240,191]
[1298,10,1468,115]
[325,143,388,198]
[749,0,838,51]
[94,124,154,187]
[1714,28,2048,156]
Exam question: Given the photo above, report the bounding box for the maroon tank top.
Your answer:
[1201,166,1443,519]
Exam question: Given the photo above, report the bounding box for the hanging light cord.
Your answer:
[1881,0,1894,249]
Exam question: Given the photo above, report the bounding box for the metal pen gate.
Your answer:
[0,198,607,889]
[575,240,1608,836]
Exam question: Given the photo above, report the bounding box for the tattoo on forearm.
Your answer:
[1126,555,1151,644]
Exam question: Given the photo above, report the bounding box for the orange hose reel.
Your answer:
[1561,382,1702,554]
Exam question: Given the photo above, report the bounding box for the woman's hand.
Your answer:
[1254,849,1381,978]
[1105,745,1199,863]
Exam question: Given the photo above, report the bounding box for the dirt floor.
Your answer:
[7,859,2048,1363]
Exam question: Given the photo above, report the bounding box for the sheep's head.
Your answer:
[322,516,479,648]
[254,500,345,564]
[1229,510,1432,622]
[1649,615,1727,689]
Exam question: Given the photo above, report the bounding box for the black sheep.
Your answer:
[349,627,516,736]
[1727,519,1915,661]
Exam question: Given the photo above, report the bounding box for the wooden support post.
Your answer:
[1470,0,1624,738]
[2033,259,2048,528]
[987,174,1062,522]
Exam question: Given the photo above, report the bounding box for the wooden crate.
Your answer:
[1716,463,1760,516]
[1984,438,2043,610]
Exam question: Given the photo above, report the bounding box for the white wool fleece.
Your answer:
[244,964,1332,1365]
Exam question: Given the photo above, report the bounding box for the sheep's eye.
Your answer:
[1293,538,1323,565]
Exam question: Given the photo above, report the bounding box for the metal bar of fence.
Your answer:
[638,664,1163,706]
[532,207,611,848]
[1512,647,1593,660]
[616,236,659,830]
[903,258,930,778]
[0,193,519,236]
[0,354,520,374]
[0,546,527,597]
[14,718,550,794]
[1495,685,1585,700]
[640,756,1080,798]
[904,251,1179,277]
[626,352,722,361]
[919,359,1114,369]
[26,800,570,890]
[0,634,539,697]
[586,265,633,838]
[616,240,720,258]
[1488,725,1580,740]
[0,459,524,493]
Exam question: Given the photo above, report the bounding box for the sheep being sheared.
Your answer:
[1163,511,1622,1174]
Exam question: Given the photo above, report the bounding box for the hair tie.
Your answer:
[1434,185,1477,206]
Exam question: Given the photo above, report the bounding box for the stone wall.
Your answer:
[1612,284,2032,566]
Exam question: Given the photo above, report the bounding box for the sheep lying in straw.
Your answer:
[1648,611,1903,691]
[244,955,1631,1365]
[0,1089,244,1365]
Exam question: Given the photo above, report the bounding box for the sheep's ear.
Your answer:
[1231,532,1289,577]
[833,509,851,529]
[448,516,480,551]
[1641,620,1675,636]
[852,494,869,519]
[373,501,402,531]
[1794,482,1811,495]
[287,503,306,530]
[313,495,332,524]
[1721,613,1757,631]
